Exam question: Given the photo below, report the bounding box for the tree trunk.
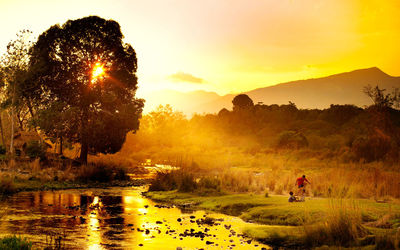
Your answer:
[9,85,15,156]
[0,112,5,148]
[59,136,63,155]
[16,112,24,130]
[26,100,35,119]
[79,109,88,164]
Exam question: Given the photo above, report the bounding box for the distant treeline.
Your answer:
[125,86,400,164]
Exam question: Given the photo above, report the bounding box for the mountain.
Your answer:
[142,89,223,115]
[141,67,400,115]
[245,67,400,108]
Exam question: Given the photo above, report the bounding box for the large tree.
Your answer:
[29,16,144,163]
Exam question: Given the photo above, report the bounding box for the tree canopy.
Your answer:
[29,16,144,163]
[232,94,254,111]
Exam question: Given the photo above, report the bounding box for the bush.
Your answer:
[148,170,197,192]
[303,200,368,247]
[77,162,128,182]
[148,171,178,191]
[196,176,222,195]
[0,145,6,155]
[0,236,32,250]
[352,135,391,162]
[0,176,16,196]
[25,141,47,160]
[276,131,308,149]
[375,231,400,250]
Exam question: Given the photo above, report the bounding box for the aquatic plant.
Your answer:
[0,236,32,250]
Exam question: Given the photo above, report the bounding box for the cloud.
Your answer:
[167,71,204,84]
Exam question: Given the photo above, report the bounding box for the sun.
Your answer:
[92,62,105,78]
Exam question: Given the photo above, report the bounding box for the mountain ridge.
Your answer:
[142,67,400,115]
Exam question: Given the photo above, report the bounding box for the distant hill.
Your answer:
[142,67,400,115]
[142,89,223,115]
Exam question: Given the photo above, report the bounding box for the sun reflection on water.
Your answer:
[88,196,102,249]
[0,188,270,249]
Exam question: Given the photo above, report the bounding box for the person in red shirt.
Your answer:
[295,175,311,197]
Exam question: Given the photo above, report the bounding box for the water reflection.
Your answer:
[0,187,269,249]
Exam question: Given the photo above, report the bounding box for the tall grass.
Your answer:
[375,230,400,250]
[0,236,32,250]
[0,175,16,196]
[148,156,400,199]
[303,200,368,247]
[77,161,129,182]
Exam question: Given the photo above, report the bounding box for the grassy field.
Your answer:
[145,191,400,248]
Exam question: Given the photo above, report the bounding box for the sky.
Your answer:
[0,0,399,97]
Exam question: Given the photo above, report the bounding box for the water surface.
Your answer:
[0,187,269,249]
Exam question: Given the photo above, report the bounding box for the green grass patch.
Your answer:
[145,192,400,226]
[146,190,400,248]
[243,225,304,248]
[0,236,32,250]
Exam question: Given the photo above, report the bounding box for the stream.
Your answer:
[0,187,269,249]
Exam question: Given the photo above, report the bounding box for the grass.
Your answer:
[77,161,129,182]
[0,236,32,250]
[145,190,400,248]
[145,191,400,226]
[242,225,304,248]
[0,157,147,197]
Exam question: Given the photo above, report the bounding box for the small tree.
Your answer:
[0,30,35,155]
[232,94,254,111]
[363,85,398,108]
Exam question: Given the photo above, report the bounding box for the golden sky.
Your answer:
[0,0,399,96]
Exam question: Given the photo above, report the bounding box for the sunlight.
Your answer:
[88,196,102,249]
[92,62,105,79]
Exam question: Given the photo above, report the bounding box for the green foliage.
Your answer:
[0,145,6,155]
[29,16,144,162]
[0,176,16,196]
[363,85,399,108]
[25,141,46,159]
[77,162,128,182]
[352,135,391,162]
[148,171,178,191]
[232,94,254,111]
[148,170,197,192]
[277,131,308,149]
[0,236,32,250]
[375,232,400,250]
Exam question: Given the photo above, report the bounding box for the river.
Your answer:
[0,187,269,249]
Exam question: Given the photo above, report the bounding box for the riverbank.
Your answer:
[0,160,150,198]
[145,191,400,248]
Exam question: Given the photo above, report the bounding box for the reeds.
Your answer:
[303,199,368,247]
[0,236,32,250]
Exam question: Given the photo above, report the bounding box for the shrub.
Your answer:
[0,236,32,250]
[276,131,308,149]
[148,170,197,192]
[375,231,400,250]
[352,135,391,162]
[303,200,368,247]
[25,141,47,160]
[148,171,178,191]
[0,176,16,196]
[178,173,196,192]
[196,176,222,196]
[0,145,6,155]
[77,161,128,182]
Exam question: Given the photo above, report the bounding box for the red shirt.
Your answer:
[296,177,308,186]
